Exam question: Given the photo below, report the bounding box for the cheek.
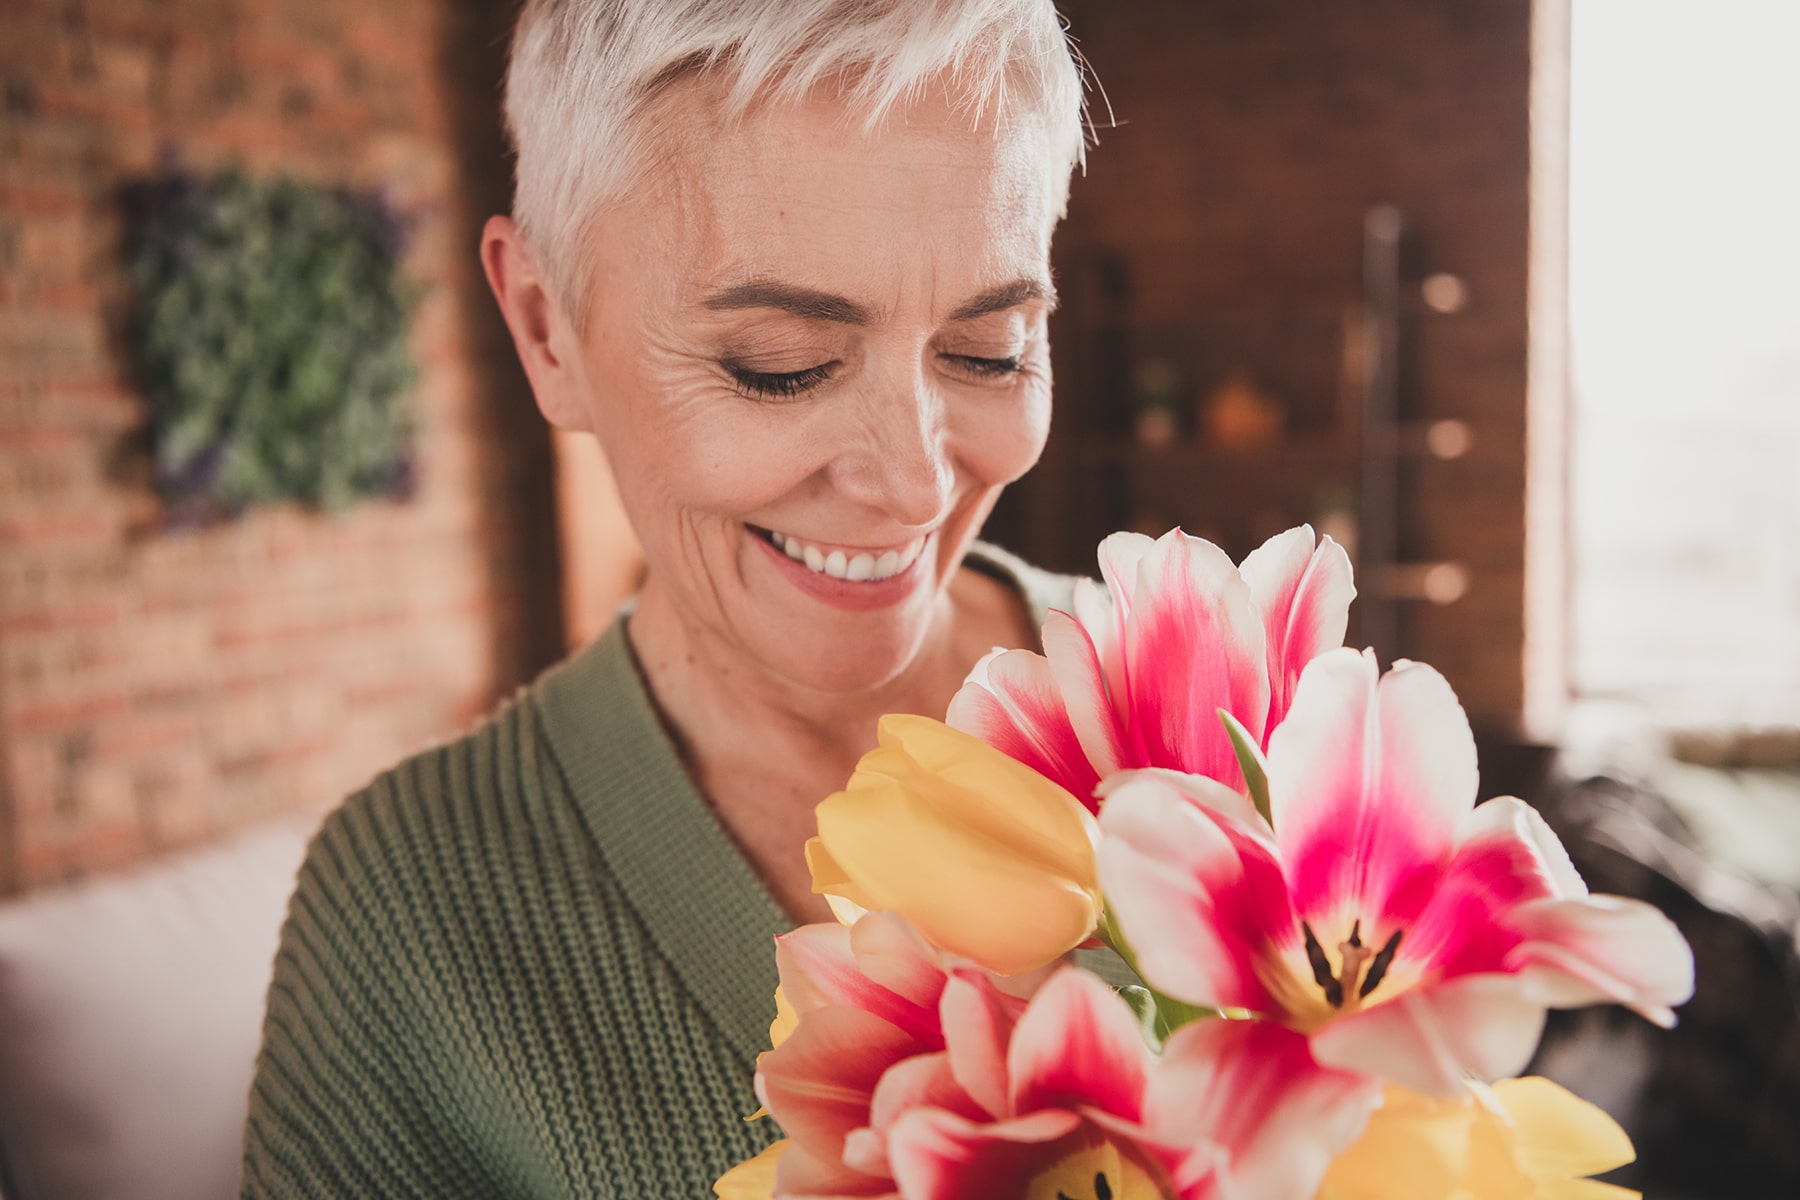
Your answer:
[956,384,1053,489]
[602,386,821,527]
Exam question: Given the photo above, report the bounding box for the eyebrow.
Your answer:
[701,281,874,325]
[947,277,1059,321]
[699,275,1058,326]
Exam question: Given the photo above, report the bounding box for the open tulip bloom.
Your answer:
[949,526,1355,803]
[719,526,1693,1199]
[1096,647,1696,1098]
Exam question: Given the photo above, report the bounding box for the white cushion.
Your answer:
[0,818,316,1200]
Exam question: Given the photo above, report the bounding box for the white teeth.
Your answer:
[766,529,930,582]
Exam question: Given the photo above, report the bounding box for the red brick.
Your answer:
[0,0,577,891]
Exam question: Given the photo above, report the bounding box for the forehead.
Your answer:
[640,76,1071,310]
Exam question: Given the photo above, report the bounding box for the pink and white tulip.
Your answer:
[1097,647,1695,1098]
[756,913,962,1195]
[754,915,1382,1200]
[949,526,1353,804]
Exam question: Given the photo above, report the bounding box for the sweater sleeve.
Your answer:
[240,769,541,1199]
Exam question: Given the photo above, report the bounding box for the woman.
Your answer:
[241,1,1090,1195]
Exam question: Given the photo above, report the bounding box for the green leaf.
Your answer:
[1220,708,1273,827]
[1117,985,1167,1051]
[1099,907,1221,1040]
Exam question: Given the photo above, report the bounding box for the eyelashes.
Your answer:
[952,354,1025,378]
[725,362,835,399]
[724,355,1025,400]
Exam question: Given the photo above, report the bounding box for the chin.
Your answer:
[755,599,940,697]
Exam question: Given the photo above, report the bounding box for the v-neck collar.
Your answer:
[532,623,790,1071]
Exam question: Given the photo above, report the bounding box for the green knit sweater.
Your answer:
[241,548,1074,1198]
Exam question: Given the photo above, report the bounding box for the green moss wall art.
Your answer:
[122,168,421,524]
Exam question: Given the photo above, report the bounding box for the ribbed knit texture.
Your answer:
[240,547,1075,1198]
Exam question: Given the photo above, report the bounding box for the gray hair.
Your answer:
[503,0,1092,324]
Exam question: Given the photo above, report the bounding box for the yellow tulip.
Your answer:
[1472,1078,1638,1200]
[807,715,1103,977]
[1317,1076,1637,1200]
[713,1140,784,1200]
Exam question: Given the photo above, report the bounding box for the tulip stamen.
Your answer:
[1360,929,1404,999]
[1302,921,1343,1007]
[1303,919,1405,1010]
[1336,920,1375,1006]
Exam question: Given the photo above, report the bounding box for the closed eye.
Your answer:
[724,362,836,399]
[947,354,1024,378]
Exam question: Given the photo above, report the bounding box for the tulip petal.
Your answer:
[852,1051,987,1179]
[1505,895,1696,1026]
[1240,527,1355,734]
[1314,1085,1477,1200]
[1041,609,1131,789]
[1271,652,1476,932]
[866,1052,986,1133]
[939,971,1020,1120]
[714,1140,787,1200]
[1311,973,1548,1097]
[776,921,943,1045]
[947,648,1102,806]
[884,1107,1085,1200]
[849,911,952,1011]
[1006,968,1151,1124]
[773,1139,897,1198]
[812,716,1103,976]
[1119,531,1270,786]
[1072,576,1126,696]
[770,987,800,1051]
[806,837,877,914]
[1399,797,1592,983]
[1096,767,1278,853]
[1146,1020,1383,1200]
[1097,774,1294,1013]
[1487,1076,1637,1182]
[757,1006,927,1166]
[1095,531,1157,615]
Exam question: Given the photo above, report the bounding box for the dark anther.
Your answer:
[1302,922,1344,1007]
[1057,1170,1115,1200]
[1347,918,1363,948]
[1360,929,1405,999]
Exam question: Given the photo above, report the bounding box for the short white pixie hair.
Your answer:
[503,0,1090,324]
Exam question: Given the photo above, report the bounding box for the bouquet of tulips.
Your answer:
[716,527,1694,1200]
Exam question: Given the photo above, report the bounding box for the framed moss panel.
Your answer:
[122,168,420,523]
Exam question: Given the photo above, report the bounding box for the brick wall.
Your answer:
[1000,0,1536,728]
[0,0,563,893]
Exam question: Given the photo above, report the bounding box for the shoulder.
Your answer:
[243,633,639,1193]
[293,685,546,920]
[964,540,1089,631]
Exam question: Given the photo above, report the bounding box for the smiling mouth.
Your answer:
[749,525,929,582]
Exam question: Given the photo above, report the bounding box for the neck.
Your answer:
[623,554,1038,923]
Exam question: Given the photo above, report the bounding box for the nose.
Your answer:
[829,373,954,529]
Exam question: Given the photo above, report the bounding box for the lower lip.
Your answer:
[752,531,932,612]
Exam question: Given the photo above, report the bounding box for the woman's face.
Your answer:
[562,80,1069,693]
